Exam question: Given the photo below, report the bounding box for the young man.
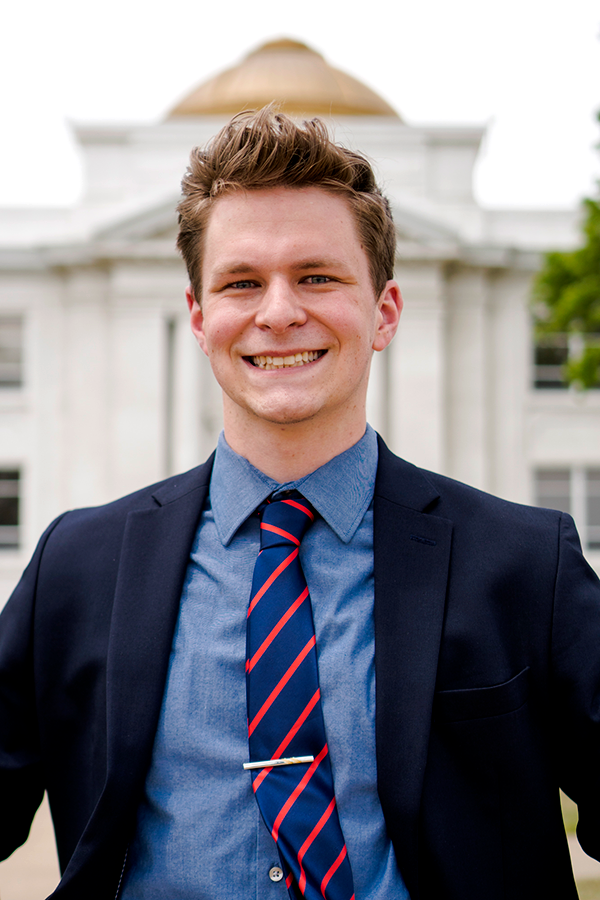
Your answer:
[1,108,599,900]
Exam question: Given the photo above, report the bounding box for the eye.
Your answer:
[304,275,332,285]
[229,280,257,290]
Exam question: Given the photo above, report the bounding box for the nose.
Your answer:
[254,279,307,332]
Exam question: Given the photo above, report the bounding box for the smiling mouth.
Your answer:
[247,350,327,370]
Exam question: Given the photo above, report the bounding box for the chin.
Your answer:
[256,410,317,427]
[247,401,321,427]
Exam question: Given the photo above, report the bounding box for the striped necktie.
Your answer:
[245,490,355,900]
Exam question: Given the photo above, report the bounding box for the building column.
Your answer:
[445,266,491,491]
[488,270,531,503]
[387,262,446,472]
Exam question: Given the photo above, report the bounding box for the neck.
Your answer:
[222,409,367,482]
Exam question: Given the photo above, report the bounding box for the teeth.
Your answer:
[251,350,323,370]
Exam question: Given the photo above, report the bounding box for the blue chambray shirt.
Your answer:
[120,425,409,899]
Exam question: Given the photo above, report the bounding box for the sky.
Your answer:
[1,0,598,210]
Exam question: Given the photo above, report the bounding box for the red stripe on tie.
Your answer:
[261,522,300,546]
[271,744,328,842]
[282,498,315,520]
[298,796,336,895]
[320,844,348,898]
[271,688,320,764]
[248,635,316,737]
[286,872,294,889]
[252,687,321,792]
[247,547,298,616]
[246,587,309,674]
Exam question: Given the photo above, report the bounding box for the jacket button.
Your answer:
[269,866,284,882]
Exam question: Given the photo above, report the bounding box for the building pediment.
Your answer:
[24,194,463,269]
[96,194,461,246]
[391,202,462,260]
[93,195,465,263]
[0,192,540,273]
[95,197,180,243]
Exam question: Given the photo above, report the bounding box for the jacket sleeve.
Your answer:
[552,513,600,860]
[0,515,66,860]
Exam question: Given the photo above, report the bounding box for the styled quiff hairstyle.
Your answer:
[176,106,396,300]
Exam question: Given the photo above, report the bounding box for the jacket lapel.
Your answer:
[374,439,452,898]
[76,460,214,868]
[105,469,212,789]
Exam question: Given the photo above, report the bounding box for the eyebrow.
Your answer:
[213,258,345,278]
[212,264,257,277]
[292,259,342,271]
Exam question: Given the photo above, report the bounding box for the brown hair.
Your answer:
[176,106,396,300]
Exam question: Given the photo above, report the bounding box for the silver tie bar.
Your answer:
[243,755,315,771]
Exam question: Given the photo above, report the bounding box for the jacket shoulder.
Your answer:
[51,456,213,530]
[24,457,215,577]
[376,436,566,535]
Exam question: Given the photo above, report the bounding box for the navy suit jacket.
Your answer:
[1,437,600,899]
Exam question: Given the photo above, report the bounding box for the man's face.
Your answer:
[187,186,402,437]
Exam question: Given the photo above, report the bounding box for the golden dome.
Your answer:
[167,38,400,119]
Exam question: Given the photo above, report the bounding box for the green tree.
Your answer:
[533,158,600,389]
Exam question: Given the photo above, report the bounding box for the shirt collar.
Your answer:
[210,425,378,546]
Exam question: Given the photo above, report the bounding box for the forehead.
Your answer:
[203,186,363,263]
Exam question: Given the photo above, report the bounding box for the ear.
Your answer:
[186,286,209,357]
[373,280,403,352]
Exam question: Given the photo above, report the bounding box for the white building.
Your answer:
[1,37,598,605]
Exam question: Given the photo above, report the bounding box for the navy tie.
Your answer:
[245,491,355,900]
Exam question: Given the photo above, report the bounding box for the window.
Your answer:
[0,316,23,387]
[588,470,600,550]
[534,468,600,551]
[533,333,600,390]
[0,470,19,549]
[533,335,569,389]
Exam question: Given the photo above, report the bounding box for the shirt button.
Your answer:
[269,866,284,882]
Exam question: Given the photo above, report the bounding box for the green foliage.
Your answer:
[533,196,600,389]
